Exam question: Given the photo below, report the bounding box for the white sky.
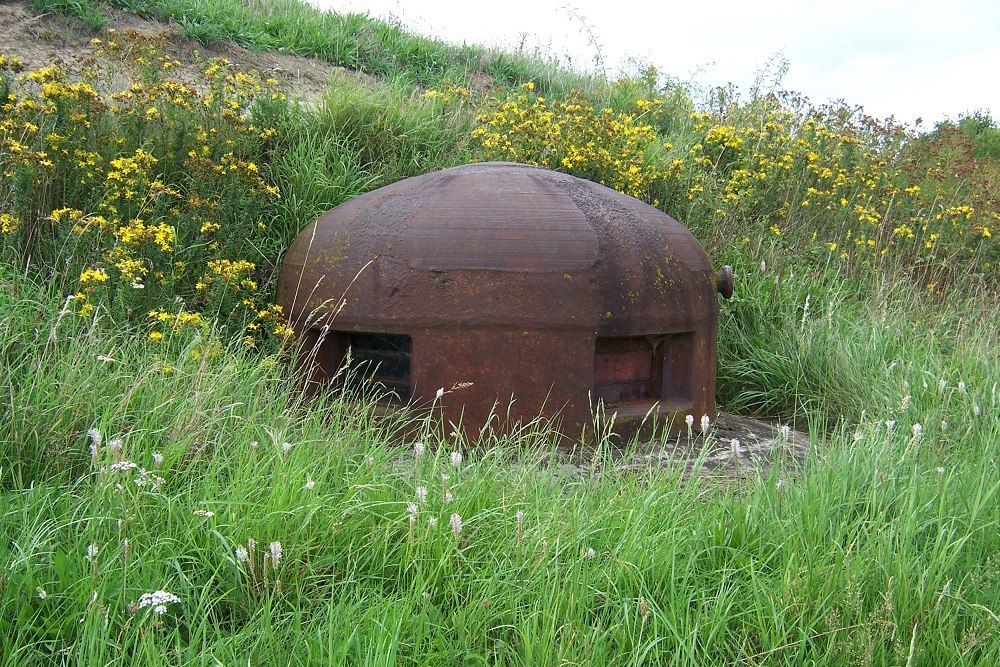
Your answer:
[308,0,998,128]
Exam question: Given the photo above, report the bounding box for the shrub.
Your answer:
[0,30,293,349]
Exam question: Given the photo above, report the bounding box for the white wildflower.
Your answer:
[585,547,596,559]
[406,502,418,516]
[450,513,462,536]
[36,586,47,599]
[87,428,102,459]
[911,423,923,439]
[885,420,896,433]
[684,414,694,428]
[729,438,744,458]
[108,438,123,453]
[416,486,427,506]
[940,420,948,431]
[193,509,214,518]
[428,516,438,529]
[935,466,946,475]
[853,431,864,442]
[444,491,454,504]
[269,541,282,567]
[235,545,249,563]
[109,460,138,473]
[414,441,425,458]
[138,590,180,615]
[973,403,981,416]
[146,472,165,492]
[958,381,967,396]
[700,414,710,432]
[435,387,445,400]
[86,544,98,560]
[938,379,948,392]
[305,477,315,491]
[281,442,292,456]
[760,260,767,273]
[450,451,463,467]
[516,510,525,522]
[780,424,791,440]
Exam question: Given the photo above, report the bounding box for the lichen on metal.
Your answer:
[278,162,733,442]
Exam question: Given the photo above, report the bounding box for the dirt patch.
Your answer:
[0,0,358,106]
[548,412,811,482]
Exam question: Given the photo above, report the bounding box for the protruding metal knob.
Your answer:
[716,265,734,299]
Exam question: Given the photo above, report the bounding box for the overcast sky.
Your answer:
[308,0,998,128]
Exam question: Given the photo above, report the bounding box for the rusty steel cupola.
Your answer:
[278,162,733,442]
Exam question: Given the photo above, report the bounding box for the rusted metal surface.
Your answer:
[278,162,732,443]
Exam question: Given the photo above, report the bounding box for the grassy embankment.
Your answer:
[2,1,998,664]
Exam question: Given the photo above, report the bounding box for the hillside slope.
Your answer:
[0,0,346,105]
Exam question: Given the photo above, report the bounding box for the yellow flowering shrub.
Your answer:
[472,83,676,204]
[471,78,997,284]
[0,31,293,348]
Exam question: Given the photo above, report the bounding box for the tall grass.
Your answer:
[3,268,998,663]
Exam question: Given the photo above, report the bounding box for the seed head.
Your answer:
[87,428,102,459]
[450,513,462,536]
[729,438,744,458]
[269,541,282,566]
